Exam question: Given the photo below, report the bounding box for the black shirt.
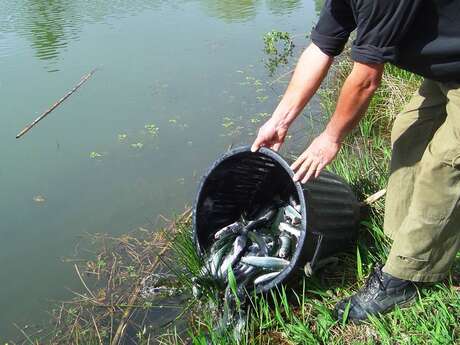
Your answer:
[311,0,460,82]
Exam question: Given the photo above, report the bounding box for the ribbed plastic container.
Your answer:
[193,146,359,293]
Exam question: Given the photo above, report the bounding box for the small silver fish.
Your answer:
[209,243,231,277]
[214,221,243,239]
[284,205,301,225]
[219,235,247,278]
[278,233,291,259]
[240,256,289,270]
[247,231,268,256]
[270,208,285,232]
[253,271,282,285]
[279,222,301,238]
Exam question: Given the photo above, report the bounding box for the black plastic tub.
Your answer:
[192,146,359,293]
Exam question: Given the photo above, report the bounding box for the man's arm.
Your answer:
[291,61,384,183]
[251,43,333,152]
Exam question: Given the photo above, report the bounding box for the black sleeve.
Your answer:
[311,0,356,57]
[351,0,422,64]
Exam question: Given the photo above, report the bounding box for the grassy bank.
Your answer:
[170,56,460,344]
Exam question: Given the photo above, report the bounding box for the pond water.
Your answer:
[0,0,321,339]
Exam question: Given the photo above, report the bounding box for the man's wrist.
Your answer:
[324,126,344,144]
[272,106,299,130]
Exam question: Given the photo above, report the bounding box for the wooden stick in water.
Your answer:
[15,68,97,139]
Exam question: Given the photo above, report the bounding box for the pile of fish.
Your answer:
[194,197,302,299]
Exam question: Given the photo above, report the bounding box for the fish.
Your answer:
[284,205,301,225]
[209,242,232,277]
[219,235,247,278]
[247,231,268,256]
[235,265,258,282]
[214,221,243,239]
[289,195,302,212]
[211,231,238,255]
[261,235,275,253]
[279,222,301,238]
[242,204,282,233]
[278,233,291,259]
[240,256,289,270]
[253,271,282,285]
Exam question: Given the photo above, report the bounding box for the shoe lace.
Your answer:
[361,266,385,301]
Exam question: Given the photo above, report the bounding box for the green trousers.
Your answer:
[383,79,460,282]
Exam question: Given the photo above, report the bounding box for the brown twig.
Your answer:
[92,314,103,345]
[74,264,98,300]
[16,68,97,139]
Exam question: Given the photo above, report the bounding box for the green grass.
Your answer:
[161,56,460,344]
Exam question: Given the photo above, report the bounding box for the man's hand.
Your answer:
[251,117,289,152]
[291,131,341,183]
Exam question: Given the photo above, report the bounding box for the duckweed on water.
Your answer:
[90,151,103,159]
[33,195,46,203]
[145,123,159,136]
[118,133,128,142]
[221,117,234,129]
[131,142,144,149]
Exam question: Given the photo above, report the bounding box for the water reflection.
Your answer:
[0,0,161,68]
[1,0,305,67]
[200,0,260,22]
[266,0,302,15]
[23,0,78,62]
[200,0,302,22]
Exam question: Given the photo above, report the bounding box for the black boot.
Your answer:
[335,265,417,322]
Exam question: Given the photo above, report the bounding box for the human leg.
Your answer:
[384,79,447,240]
[384,81,460,282]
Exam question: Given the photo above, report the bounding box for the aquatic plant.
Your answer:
[263,31,295,76]
[90,151,103,159]
[131,142,144,149]
[118,133,128,142]
[145,123,159,136]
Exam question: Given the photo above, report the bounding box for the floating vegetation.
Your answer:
[168,117,189,130]
[222,117,234,129]
[263,30,294,75]
[33,195,46,203]
[145,123,159,136]
[256,95,269,103]
[89,151,103,159]
[131,142,144,149]
[249,112,270,125]
[118,133,128,142]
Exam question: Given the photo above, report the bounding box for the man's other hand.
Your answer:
[251,117,289,152]
[291,131,341,183]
